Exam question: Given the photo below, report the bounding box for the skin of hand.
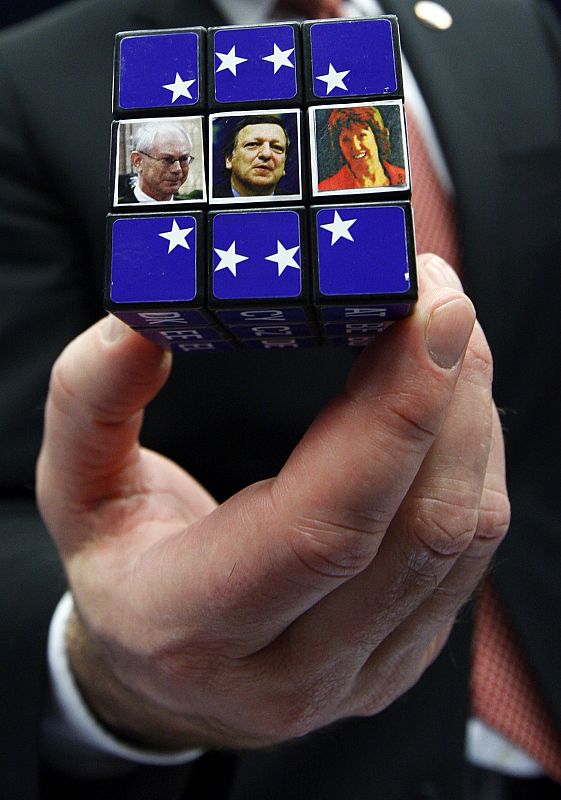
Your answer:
[36,254,510,751]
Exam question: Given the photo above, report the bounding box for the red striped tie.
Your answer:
[472,582,561,782]
[405,110,461,271]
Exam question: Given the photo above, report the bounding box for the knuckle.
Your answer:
[47,349,111,425]
[268,675,340,741]
[477,489,511,545]
[247,642,346,742]
[355,636,447,719]
[288,512,386,580]
[358,689,396,718]
[376,390,442,445]
[406,493,480,559]
[46,354,78,416]
[267,700,319,741]
[357,664,414,718]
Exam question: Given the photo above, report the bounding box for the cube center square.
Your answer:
[210,208,305,302]
[107,16,417,352]
[208,108,303,205]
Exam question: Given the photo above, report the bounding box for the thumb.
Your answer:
[36,317,171,540]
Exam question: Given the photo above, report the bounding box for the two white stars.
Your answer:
[320,211,357,245]
[214,240,300,278]
[158,220,193,253]
[216,43,294,76]
[316,63,350,94]
[162,72,196,102]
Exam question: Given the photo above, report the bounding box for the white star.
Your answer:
[316,63,350,94]
[215,45,248,76]
[262,43,295,74]
[320,211,357,245]
[214,241,249,277]
[158,219,193,253]
[265,240,300,276]
[162,72,196,103]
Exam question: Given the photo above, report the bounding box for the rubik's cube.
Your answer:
[105,17,417,353]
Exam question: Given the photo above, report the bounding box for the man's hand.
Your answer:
[36,255,510,751]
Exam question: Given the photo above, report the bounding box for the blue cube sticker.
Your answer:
[310,19,397,98]
[214,26,297,103]
[111,216,197,303]
[316,205,410,296]
[212,210,302,300]
[119,33,199,109]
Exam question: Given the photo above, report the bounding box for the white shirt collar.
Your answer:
[212,0,277,25]
[133,184,176,203]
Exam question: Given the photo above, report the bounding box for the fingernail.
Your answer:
[426,296,475,369]
[424,255,463,291]
[101,314,128,343]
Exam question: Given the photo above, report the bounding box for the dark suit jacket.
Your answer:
[211,178,294,199]
[0,1,560,798]
[212,179,236,198]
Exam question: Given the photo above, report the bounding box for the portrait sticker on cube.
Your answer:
[107,212,204,312]
[309,102,409,198]
[312,203,416,308]
[209,208,305,305]
[113,117,206,206]
[304,16,402,102]
[209,110,301,205]
[115,29,203,114]
[209,23,300,107]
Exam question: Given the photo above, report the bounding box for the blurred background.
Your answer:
[1,0,561,29]
[1,0,64,27]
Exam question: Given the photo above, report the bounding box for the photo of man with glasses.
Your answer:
[116,118,205,204]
